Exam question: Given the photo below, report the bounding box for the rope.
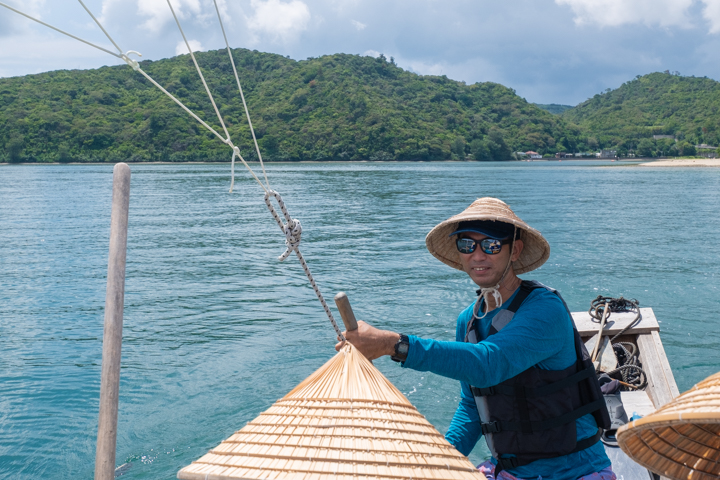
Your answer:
[588,296,647,390]
[589,295,641,343]
[265,191,345,341]
[212,0,270,190]
[166,0,231,144]
[76,0,123,54]
[0,1,122,58]
[610,342,647,389]
[2,0,345,341]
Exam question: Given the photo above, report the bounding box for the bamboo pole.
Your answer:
[95,163,131,480]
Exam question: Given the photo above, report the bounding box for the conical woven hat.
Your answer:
[425,198,550,274]
[616,371,720,480]
[178,344,485,480]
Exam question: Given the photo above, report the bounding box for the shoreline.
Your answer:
[639,158,720,167]
[0,158,639,166]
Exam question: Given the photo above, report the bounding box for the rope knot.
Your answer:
[264,190,303,261]
[121,51,142,71]
[281,218,302,260]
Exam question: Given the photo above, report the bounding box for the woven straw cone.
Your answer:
[178,344,485,480]
[616,371,720,480]
[425,198,550,274]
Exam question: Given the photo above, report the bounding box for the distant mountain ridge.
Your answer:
[2,55,718,162]
[0,49,578,163]
[562,72,720,156]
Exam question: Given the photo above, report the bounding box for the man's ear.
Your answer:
[511,239,524,261]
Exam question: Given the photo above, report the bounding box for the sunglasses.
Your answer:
[456,237,509,255]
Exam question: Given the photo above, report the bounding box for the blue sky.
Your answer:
[1,0,719,105]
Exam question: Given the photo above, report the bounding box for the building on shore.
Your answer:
[597,150,617,158]
[695,144,718,158]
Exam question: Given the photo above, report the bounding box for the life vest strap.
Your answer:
[495,428,603,473]
[471,364,596,399]
[480,398,607,434]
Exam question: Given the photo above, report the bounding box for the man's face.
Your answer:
[457,231,519,288]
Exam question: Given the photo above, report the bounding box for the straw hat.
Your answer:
[425,198,550,274]
[616,371,720,480]
[178,344,485,480]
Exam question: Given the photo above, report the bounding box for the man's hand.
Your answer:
[335,320,401,361]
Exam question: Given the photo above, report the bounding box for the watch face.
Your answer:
[398,342,409,355]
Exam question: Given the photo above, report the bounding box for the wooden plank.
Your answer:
[619,391,656,417]
[651,330,680,399]
[572,307,658,337]
[637,333,675,409]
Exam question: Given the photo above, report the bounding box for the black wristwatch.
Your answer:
[391,334,409,362]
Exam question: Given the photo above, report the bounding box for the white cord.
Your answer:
[211,0,270,190]
[1,0,346,339]
[166,0,231,144]
[0,1,121,58]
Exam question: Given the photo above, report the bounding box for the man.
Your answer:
[337,197,613,480]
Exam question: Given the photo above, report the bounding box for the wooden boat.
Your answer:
[573,307,679,480]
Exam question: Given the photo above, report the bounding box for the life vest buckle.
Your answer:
[481,421,502,434]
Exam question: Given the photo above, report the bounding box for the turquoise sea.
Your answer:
[1,161,719,479]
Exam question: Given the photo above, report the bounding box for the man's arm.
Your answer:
[445,381,482,456]
[338,291,571,387]
[404,291,570,387]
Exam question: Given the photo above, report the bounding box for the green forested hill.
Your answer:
[562,72,720,156]
[0,49,580,163]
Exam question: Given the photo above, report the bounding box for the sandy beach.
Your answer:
[640,158,720,167]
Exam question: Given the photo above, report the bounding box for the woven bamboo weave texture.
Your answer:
[178,344,484,480]
[616,371,720,480]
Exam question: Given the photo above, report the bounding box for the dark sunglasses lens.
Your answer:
[482,239,503,254]
[456,238,476,254]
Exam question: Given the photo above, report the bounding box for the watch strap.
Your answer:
[391,334,409,362]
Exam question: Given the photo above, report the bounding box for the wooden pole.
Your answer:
[95,163,131,480]
[334,292,358,331]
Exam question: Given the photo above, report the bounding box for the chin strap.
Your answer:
[472,226,518,321]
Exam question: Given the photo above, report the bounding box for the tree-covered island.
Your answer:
[1,50,719,162]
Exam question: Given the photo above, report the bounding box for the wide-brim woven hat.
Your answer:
[425,197,550,274]
[616,371,720,480]
[178,343,485,480]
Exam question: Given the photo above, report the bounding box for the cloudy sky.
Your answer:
[1,0,719,105]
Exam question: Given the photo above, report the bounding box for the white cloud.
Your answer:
[137,0,203,32]
[246,0,310,44]
[351,19,366,30]
[405,59,445,76]
[175,38,204,55]
[363,49,380,57]
[555,0,694,28]
[702,0,720,33]
[0,0,47,36]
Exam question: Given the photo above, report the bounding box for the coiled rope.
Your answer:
[589,295,646,390]
[0,0,346,341]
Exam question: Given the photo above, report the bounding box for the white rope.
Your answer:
[2,0,345,340]
[0,1,121,58]
[166,0,231,144]
[211,0,270,190]
[76,0,123,55]
[265,190,346,341]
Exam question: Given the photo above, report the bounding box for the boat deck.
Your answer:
[572,307,679,480]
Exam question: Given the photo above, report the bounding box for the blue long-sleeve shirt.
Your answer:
[402,287,611,480]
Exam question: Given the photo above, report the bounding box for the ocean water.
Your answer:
[1,161,719,479]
